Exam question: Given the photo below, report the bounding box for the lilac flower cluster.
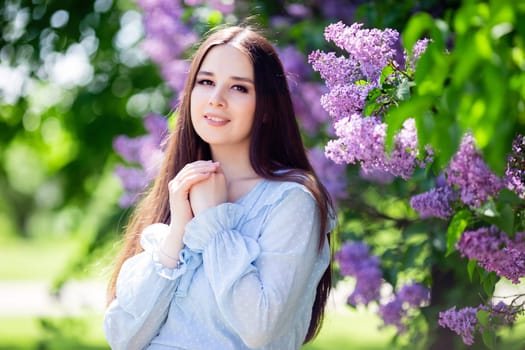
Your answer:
[307,147,348,204]
[410,174,458,219]
[137,0,200,95]
[504,134,525,199]
[335,242,383,306]
[456,226,525,284]
[309,22,431,180]
[445,133,503,208]
[439,302,520,346]
[336,241,431,333]
[325,115,424,179]
[438,305,479,345]
[379,282,430,333]
[113,114,168,207]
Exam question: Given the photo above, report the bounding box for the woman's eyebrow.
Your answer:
[197,70,254,84]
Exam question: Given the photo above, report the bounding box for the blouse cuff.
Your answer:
[141,223,188,281]
[183,203,245,251]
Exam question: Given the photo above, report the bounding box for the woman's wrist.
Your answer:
[159,227,184,268]
[158,247,180,268]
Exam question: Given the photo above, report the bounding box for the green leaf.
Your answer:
[446,209,471,256]
[402,13,446,52]
[384,95,433,152]
[363,88,382,116]
[497,204,515,235]
[482,272,498,297]
[380,65,395,85]
[467,259,477,282]
[477,309,490,328]
[481,328,496,349]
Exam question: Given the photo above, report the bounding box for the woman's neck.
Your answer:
[210,145,259,184]
[210,145,262,202]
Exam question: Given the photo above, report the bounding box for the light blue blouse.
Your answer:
[103,179,333,350]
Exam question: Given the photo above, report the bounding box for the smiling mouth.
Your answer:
[205,114,229,125]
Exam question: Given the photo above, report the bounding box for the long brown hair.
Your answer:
[107,25,334,344]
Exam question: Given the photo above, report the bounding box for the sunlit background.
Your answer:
[1,0,525,349]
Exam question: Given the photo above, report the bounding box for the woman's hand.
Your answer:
[161,160,220,268]
[189,170,227,217]
[168,160,220,229]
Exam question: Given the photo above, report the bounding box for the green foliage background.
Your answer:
[1,0,524,349]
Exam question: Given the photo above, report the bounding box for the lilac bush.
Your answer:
[309,22,432,180]
[336,241,430,330]
[311,20,525,347]
[113,114,168,206]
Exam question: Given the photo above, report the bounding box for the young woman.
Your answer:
[104,25,335,350]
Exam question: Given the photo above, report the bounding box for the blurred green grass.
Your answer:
[0,310,393,350]
[1,238,524,350]
[0,237,395,349]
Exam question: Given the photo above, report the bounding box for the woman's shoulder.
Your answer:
[260,177,314,207]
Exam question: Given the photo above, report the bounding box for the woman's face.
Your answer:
[190,44,256,151]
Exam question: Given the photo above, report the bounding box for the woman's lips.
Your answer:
[205,114,229,126]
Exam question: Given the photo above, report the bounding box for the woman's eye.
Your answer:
[233,85,248,93]
[197,79,213,86]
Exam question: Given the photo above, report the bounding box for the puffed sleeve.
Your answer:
[103,223,200,350]
[183,185,327,348]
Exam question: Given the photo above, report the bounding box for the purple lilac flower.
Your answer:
[137,0,198,94]
[439,302,521,346]
[313,0,356,23]
[379,299,406,333]
[293,82,330,135]
[410,184,458,219]
[308,50,362,90]
[310,23,431,179]
[307,147,348,204]
[490,301,521,325]
[319,83,374,121]
[379,282,430,334]
[438,306,479,345]
[405,38,430,72]
[456,226,525,284]
[446,133,503,207]
[113,114,169,207]
[388,118,425,179]
[325,115,426,179]
[114,166,149,207]
[323,22,401,81]
[325,114,387,166]
[348,266,383,306]
[397,282,431,307]
[286,3,311,18]
[206,0,235,14]
[335,242,383,306]
[504,134,525,199]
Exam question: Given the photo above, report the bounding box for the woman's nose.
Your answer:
[208,87,226,108]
